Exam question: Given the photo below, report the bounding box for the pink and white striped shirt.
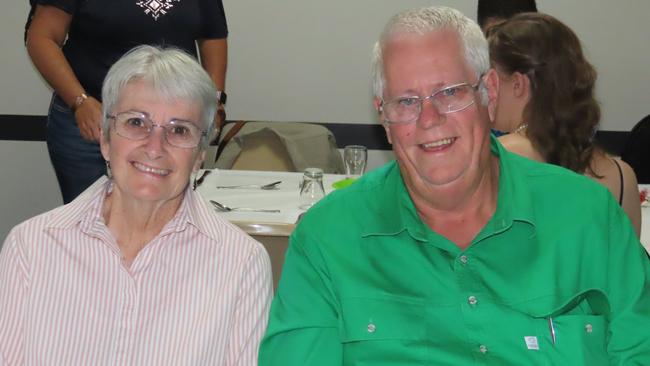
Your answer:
[0,177,272,365]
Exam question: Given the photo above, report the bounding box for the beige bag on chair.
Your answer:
[214,121,345,174]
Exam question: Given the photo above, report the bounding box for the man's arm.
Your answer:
[226,245,272,366]
[605,197,650,364]
[0,230,29,365]
[258,229,342,365]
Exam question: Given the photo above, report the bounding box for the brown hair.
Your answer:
[487,13,601,175]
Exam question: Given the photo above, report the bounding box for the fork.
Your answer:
[210,200,281,213]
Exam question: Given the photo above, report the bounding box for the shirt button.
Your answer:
[468,295,478,305]
[460,255,468,265]
[479,344,488,354]
[585,323,593,333]
[367,323,376,333]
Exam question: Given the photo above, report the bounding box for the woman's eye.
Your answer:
[170,125,190,136]
[125,117,146,127]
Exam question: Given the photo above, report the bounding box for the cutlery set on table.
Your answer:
[194,170,285,213]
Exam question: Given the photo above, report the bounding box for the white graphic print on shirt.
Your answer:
[136,0,181,21]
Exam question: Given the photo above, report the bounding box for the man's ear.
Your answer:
[484,68,500,122]
[374,97,393,145]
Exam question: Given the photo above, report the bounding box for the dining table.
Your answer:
[196,171,650,288]
[195,169,347,288]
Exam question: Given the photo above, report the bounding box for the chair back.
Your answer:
[622,115,650,183]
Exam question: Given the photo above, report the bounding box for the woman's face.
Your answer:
[100,80,205,204]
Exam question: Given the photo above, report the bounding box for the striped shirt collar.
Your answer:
[45,176,224,245]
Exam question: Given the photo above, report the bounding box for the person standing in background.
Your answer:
[477,0,537,33]
[25,0,228,203]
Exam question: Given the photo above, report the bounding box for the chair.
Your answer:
[621,115,650,184]
[204,121,345,173]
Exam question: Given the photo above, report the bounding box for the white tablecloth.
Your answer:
[195,169,346,236]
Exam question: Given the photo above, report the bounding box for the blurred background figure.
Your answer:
[477,0,537,33]
[0,46,271,364]
[487,13,641,236]
[622,114,650,184]
[25,0,228,203]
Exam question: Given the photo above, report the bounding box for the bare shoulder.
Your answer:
[589,154,641,236]
[497,134,545,162]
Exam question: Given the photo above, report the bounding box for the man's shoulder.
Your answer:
[294,162,398,240]
[307,162,397,216]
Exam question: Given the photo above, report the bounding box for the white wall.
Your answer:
[1,0,649,241]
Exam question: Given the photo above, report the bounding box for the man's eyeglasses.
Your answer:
[106,111,206,149]
[379,77,483,124]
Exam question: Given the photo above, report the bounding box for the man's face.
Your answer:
[376,30,498,195]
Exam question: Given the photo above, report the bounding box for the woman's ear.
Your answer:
[512,71,531,99]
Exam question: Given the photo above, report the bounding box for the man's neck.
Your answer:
[408,155,500,249]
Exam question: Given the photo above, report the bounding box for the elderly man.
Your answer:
[259,6,650,365]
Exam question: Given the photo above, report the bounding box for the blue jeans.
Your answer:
[46,94,106,204]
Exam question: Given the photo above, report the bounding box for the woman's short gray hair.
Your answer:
[101,45,217,148]
[371,6,490,104]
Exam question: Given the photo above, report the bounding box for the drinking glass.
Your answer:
[299,168,325,209]
[343,145,367,178]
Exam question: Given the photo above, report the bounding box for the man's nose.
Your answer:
[416,97,445,129]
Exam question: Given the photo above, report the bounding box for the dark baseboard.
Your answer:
[0,114,630,156]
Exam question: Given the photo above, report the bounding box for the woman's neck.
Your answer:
[102,189,184,266]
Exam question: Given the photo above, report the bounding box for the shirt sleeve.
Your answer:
[0,229,29,365]
[199,0,228,39]
[258,227,343,365]
[225,244,272,366]
[35,0,79,15]
[605,196,650,364]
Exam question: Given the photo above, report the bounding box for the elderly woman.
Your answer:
[487,13,641,236]
[0,45,271,364]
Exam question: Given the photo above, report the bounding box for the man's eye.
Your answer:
[397,97,419,107]
[441,86,460,97]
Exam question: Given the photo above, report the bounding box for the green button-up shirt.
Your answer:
[259,137,650,365]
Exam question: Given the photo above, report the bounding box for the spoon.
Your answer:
[215,181,282,190]
[210,200,281,213]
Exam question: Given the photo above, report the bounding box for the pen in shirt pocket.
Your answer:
[547,317,556,345]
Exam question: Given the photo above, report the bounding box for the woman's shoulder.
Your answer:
[498,134,545,163]
[589,154,641,235]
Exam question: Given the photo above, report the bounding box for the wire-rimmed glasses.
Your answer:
[106,111,206,148]
[379,78,483,124]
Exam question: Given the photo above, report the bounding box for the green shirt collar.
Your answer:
[362,134,536,240]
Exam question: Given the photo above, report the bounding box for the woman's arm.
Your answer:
[198,38,227,137]
[26,5,102,142]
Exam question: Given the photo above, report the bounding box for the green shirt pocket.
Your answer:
[339,297,427,365]
[535,313,608,364]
